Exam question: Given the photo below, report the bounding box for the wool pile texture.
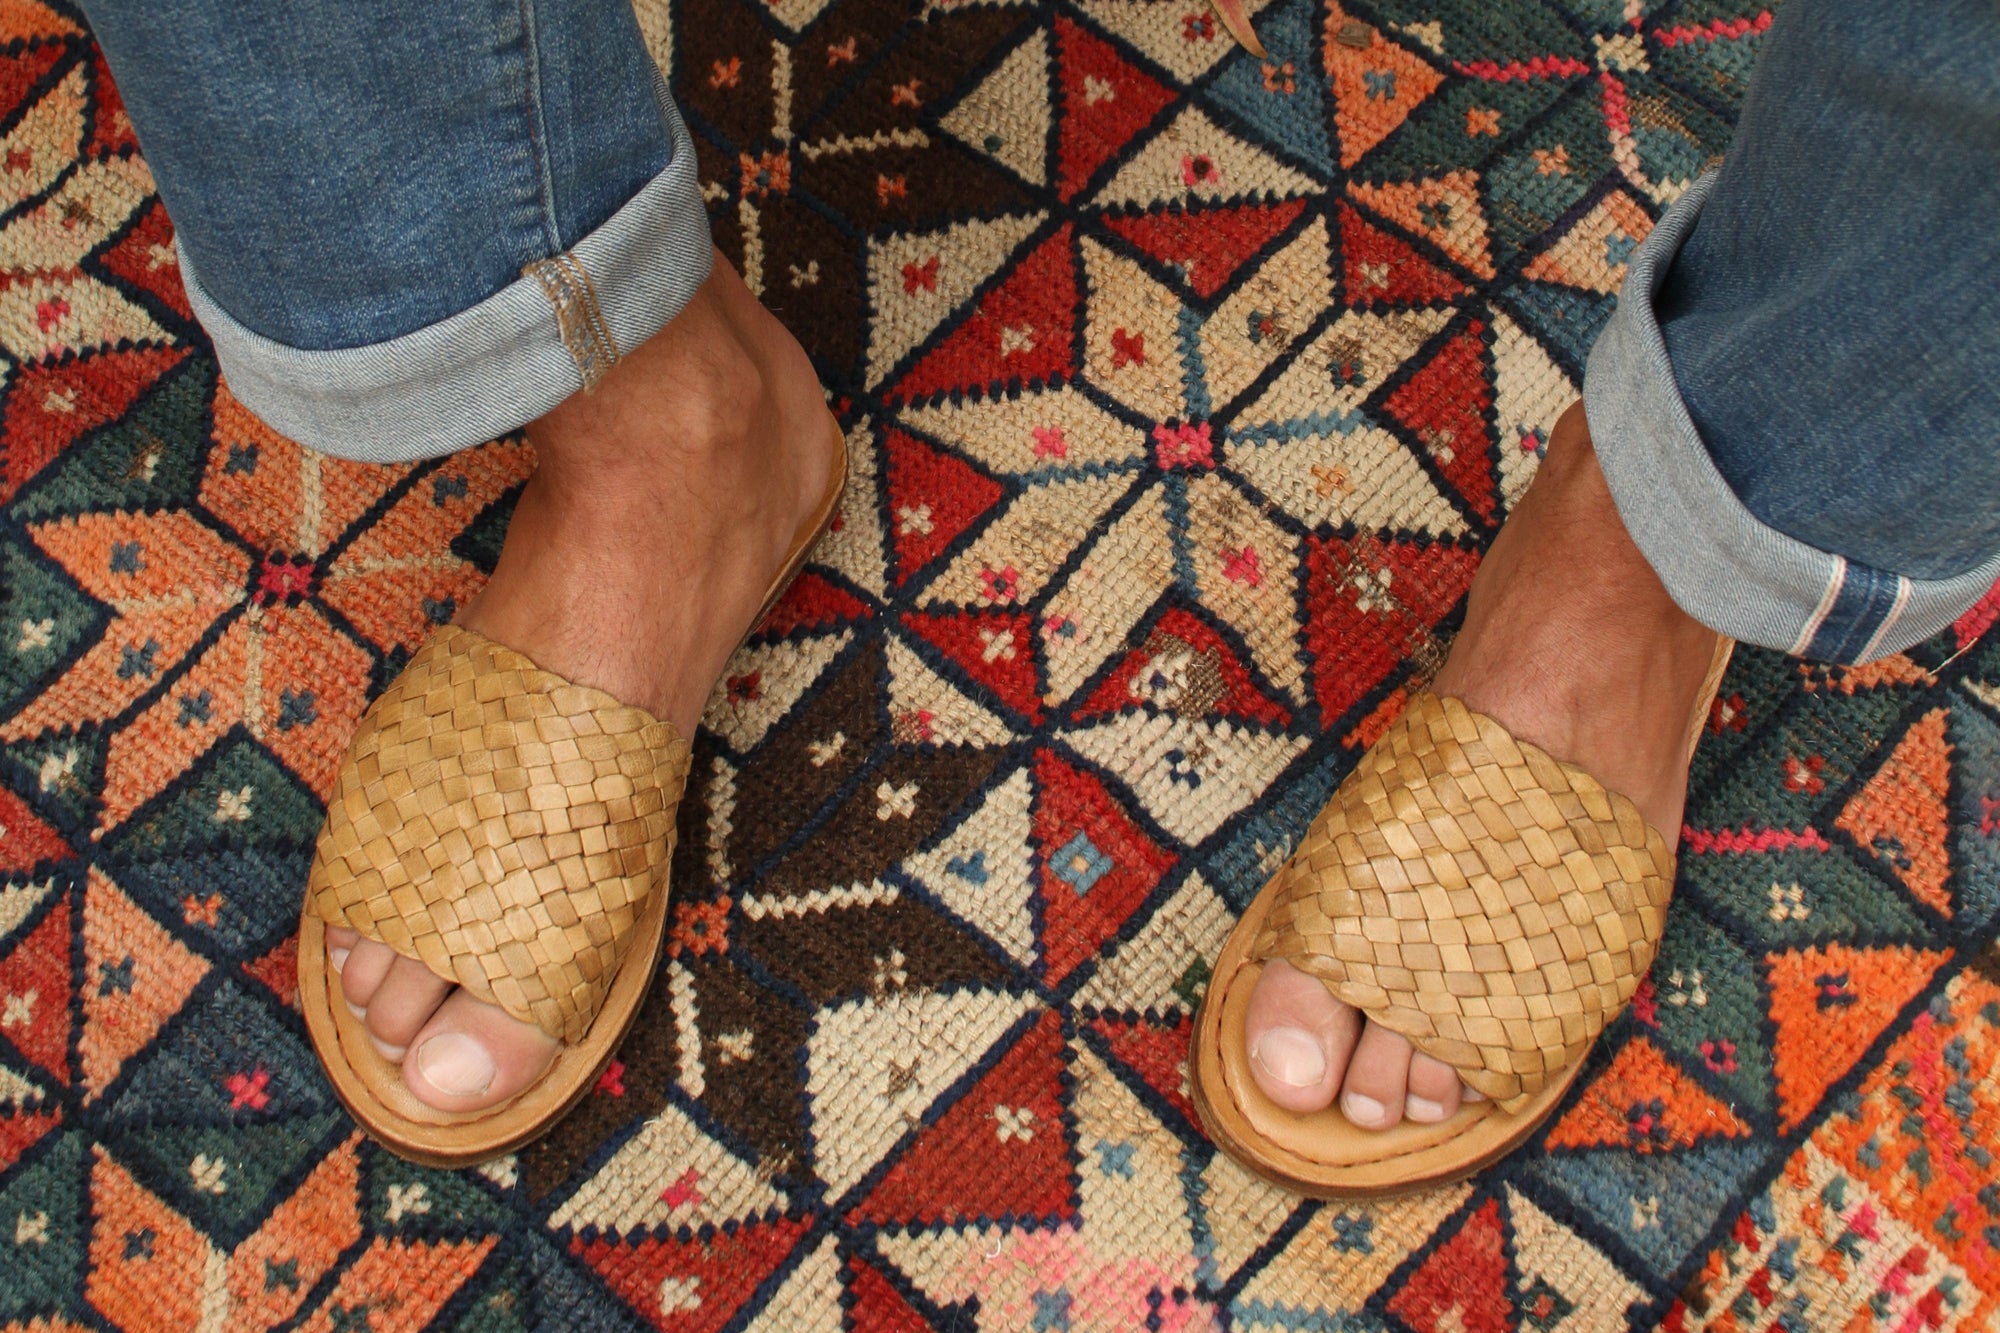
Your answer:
[2,0,1998,1328]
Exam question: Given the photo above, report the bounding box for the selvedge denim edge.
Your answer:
[1584,172,2000,665]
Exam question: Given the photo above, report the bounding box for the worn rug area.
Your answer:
[3,0,2000,1328]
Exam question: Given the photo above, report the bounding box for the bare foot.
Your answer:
[1240,401,1721,1127]
[317,251,834,1112]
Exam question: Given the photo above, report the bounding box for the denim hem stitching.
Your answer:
[525,252,622,390]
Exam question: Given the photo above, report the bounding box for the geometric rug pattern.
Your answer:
[4,0,1999,1327]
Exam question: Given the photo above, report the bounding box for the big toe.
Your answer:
[1243,959,1362,1113]
[405,990,559,1112]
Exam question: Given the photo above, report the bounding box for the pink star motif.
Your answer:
[660,1168,704,1211]
[1031,426,1068,459]
[1151,422,1215,470]
[1221,546,1262,588]
[980,565,1021,603]
[226,1066,271,1111]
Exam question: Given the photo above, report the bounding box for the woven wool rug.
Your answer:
[2,0,1999,1328]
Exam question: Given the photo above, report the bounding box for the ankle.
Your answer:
[531,326,765,488]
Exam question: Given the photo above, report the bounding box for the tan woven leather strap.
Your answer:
[1251,693,1674,1111]
[307,625,691,1044]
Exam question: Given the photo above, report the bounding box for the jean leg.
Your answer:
[1584,0,2000,662]
[76,0,712,461]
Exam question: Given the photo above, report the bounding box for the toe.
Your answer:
[1404,1052,1464,1123]
[1340,1022,1414,1130]
[405,990,559,1111]
[361,955,452,1058]
[1243,959,1362,1113]
[323,925,359,978]
[339,938,397,1010]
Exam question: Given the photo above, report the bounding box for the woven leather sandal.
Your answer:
[297,418,848,1167]
[1190,636,1733,1198]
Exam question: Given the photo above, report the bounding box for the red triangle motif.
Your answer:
[0,895,69,1084]
[0,345,189,504]
[1384,321,1499,523]
[1090,1014,1195,1127]
[0,41,66,129]
[902,609,1043,721]
[855,1009,1075,1227]
[93,200,194,321]
[1767,942,1949,1133]
[0,1103,59,1174]
[0,784,73,874]
[1544,1035,1750,1153]
[895,225,1079,401]
[1302,533,1480,727]
[756,570,872,640]
[1338,201,1469,308]
[1102,199,1307,300]
[1349,174,1495,279]
[1835,707,1953,918]
[242,932,300,1010]
[844,1254,932,1333]
[1054,16,1176,201]
[1033,748,1177,985]
[1076,605,1289,726]
[1386,1196,1515,1333]
[884,428,1007,586]
[571,1216,812,1333]
[85,52,138,157]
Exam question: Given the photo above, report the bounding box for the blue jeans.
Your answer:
[80,0,2000,664]
[1586,0,2000,661]
[77,0,712,461]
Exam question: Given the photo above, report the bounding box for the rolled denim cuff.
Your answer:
[180,98,713,465]
[1584,170,2000,664]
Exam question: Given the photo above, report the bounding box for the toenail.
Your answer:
[416,1033,495,1097]
[371,1036,406,1062]
[1343,1092,1388,1127]
[1463,1085,1486,1103]
[345,999,367,1020]
[1249,1027,1326,1087]
[1405,1094,1448,1123]
[329,947,350,973]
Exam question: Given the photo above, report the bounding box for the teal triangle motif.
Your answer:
[0,1130,86,1321]
[106,731,327,857]
[1202,0,1334,178]
[10,355,217,523]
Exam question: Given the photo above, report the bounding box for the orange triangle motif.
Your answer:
[224,1135,363,1331]
[0,0,82,42]
[305,1236,497,1331]
[1836,706,1953,917]
[1544,1035,1751,1153]
[79,868,209,1099]
[86,1149,217,1333]
[1767,942,1949,1132]
[1323,2,1443,168]
[1800,653,1935,695]
[1347,172,1495,279]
